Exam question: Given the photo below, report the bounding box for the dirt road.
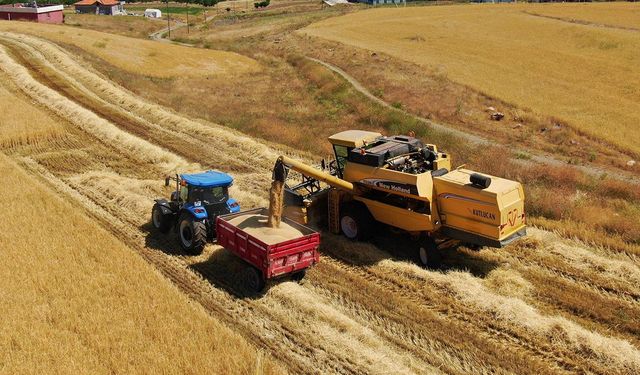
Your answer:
[1,32,639,374]
[305,57,640,185]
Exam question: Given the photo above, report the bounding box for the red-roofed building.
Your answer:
[74,0,124,15]
[0,3,63,24]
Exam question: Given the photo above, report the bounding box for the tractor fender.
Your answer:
[227,198,241,213]
[154,199,174,215]
[181,204,208,220]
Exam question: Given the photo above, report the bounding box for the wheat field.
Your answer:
[0,136,280,373]
[525,2,640,30]
[302,3,640,156]
[0,21,260,78]
[2,25,640,374]
[0,84,64,148]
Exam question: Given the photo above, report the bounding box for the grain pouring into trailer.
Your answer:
[216,208,320,292]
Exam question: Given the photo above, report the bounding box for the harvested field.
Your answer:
[302,3,640,156]
[63,13,177,39]
[0,148,280,374]
[0,22,260,78]
[2,9,640,374]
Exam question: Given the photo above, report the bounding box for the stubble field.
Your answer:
[1,3,640,374]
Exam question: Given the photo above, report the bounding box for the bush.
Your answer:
[254,0,270,8]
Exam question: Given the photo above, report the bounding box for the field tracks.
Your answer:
[2,31,640,375]
[523,11,640,32]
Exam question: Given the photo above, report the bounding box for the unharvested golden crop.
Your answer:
[0,155,280,374]
[302,3,640,155]
[0,84,64,148]
[0,67,281,373]
[0,22,260,78]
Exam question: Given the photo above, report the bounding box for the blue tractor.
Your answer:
[151,171,241,255]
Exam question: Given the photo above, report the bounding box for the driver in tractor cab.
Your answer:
[180,180,188,202]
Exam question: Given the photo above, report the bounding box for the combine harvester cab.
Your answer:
[434,169,526,248]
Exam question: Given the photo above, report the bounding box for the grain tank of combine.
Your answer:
[275,130,526,268]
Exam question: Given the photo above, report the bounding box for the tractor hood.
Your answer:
[181,171,233,188]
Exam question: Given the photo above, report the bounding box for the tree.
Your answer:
[254,0,269,8]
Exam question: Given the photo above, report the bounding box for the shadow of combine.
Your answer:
[143,218,500,301]
[320,229,500,278]
[438,246,501,278]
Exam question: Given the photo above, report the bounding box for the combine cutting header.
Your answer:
[274,130,526,268]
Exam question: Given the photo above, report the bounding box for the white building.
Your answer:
[144,8,161,18]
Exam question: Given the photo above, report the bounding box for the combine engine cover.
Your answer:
[434,169,526,248]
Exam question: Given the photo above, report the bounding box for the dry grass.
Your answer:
[302,3,640,156]
[0,152,282,374]
[0,22,260,78]
[63,13,175,39]
[525,2,640,30]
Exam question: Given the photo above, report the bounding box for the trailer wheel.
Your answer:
[178,213,207,255]
[417,237,442,269]
[245,266,265,293]
[151,204,172,233]
[340,203,374,241]
[291,269,306,282]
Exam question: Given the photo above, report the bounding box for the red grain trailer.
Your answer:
[216,208,320,292]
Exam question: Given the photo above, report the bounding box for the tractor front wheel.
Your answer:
[417,237,442,270]
[178,213,207,255]
[151,204,172,233]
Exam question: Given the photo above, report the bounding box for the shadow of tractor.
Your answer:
[141,221,267,298]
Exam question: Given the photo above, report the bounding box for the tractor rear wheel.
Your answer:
[340,202,374,241]
[178,213,207,255]
[417,237,442,269]
[151,204,172,233]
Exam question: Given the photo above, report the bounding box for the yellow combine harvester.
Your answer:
[273,130,526,268]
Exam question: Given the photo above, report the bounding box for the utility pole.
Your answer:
[186,1,189,34]
[166,0,171,38]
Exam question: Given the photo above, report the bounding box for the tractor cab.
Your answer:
[179,171,239,217]
[152,170,240,255]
